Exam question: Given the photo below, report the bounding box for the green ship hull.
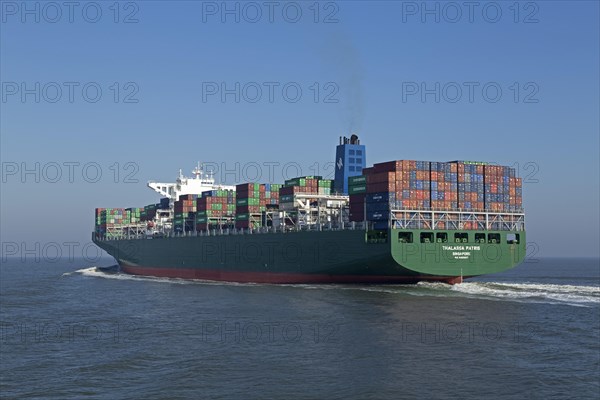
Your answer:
[93,229,526,284]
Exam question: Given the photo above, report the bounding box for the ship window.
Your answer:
[349,166,355,172]
[398,232,413,243]
[420,232,434,243]
[454,232,469,243]
[349,150,355,155]
[506,233,519,244]
[356,158,362,164]
[488,233,500,244]
[356,150,362,155]
[475,233,486,243]
[349,157,355,163]
[436,232,448,243]
[368,230,388,243]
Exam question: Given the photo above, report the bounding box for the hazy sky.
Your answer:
[1,1,598,259]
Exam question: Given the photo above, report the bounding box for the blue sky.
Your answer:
[1,1,599,258]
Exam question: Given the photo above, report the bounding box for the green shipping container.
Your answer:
[349,175,367,185]
[236,198,260,206]
[348,185,367,194]
[285,178,306,187]
[235,213,250,221]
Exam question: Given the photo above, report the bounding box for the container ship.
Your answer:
[92,135,526,284]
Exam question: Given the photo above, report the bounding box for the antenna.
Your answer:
[192,162,203,179]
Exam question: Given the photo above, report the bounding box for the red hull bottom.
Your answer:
[120,263,465,285]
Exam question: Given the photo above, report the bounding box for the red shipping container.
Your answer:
[373,160,404,173]
[350,194,366,202]
[367,182,395,193]
[367,172,396,184]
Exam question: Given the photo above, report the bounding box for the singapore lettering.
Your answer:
[442,245,481,260]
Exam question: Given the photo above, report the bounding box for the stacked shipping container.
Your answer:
[174,194,197,232]
[196,189,236,231]
[126,207,142,223]
[430,161,459,210]
[348,160,523,228]
[235,183,281,229]
[95,203,167,237]
[350,160,431,223]
[95,208,128,238]
[482,164,522,212]
[278,177,334,211]
[348,175,367,221]
[454,161,484,211]
[95,160,523,234]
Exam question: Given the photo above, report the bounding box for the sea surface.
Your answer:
[1,258,599,399]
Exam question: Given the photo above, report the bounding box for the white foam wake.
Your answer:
[448,281,600,306]
[69,267,261,287]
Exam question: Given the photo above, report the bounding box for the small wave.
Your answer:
[298,281,600,306]
[70,267,263,287]
[449,282,599,307]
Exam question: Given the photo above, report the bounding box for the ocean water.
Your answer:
[1,258,598,399]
